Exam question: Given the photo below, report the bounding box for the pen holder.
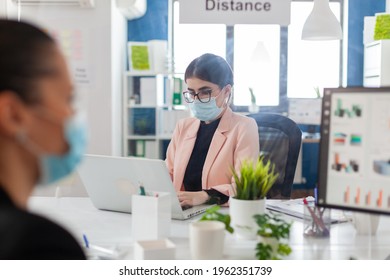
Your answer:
[131,192,171,241]
[303,204,331,238]
[134,239,176,260]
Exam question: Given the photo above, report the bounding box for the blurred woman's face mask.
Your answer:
[38,113,87,185]
[17,111,87,186]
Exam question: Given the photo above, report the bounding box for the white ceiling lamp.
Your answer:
[302,0,342,40]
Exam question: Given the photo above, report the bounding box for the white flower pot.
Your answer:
[248,103,260,114]
[229,197,266,240]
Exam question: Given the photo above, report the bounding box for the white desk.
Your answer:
[28,197,390,260]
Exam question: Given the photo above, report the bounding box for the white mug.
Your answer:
[352,212,380,235]
[189,221,225,260]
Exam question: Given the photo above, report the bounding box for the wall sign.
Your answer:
[179,0,291,26]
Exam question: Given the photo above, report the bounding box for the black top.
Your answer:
[0,186,86,260]
[183,118,229,205]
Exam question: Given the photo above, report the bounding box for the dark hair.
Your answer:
[0,19,56,104]
[184,53,234,88]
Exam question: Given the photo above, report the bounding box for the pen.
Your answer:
[88,244,117,256]
[83,233,89,248]
[139,185,146,196]
[82,234,117,257]
[303,198,329,236]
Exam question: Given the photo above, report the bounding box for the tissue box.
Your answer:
[134,239,176,260]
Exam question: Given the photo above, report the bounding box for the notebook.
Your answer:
[77,154,214,220]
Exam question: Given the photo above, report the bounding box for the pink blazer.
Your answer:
[165,108,260,199]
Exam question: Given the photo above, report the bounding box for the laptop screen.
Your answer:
[317,87,390,215]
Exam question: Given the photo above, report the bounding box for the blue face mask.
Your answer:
[189,97,224,122]
[39,114,87,186]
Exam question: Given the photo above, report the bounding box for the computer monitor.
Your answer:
[317,87,390,215]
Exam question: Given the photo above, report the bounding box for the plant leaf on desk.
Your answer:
[199,205,234,234]
[253,213,292,260]
[277,243,292,256]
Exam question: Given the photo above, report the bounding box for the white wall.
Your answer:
[111,0,127,156]
[387,0,390,12]
[3,0,125,156]
[0,0,6,17]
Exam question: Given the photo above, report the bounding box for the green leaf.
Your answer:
[232,157,279,200]
[249,87,256,104]
[255,242,272,260]
[199,205,234,234]
[277,243,292,256]
[253,213,292,260]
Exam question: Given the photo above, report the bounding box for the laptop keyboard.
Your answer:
[181,205,193,211]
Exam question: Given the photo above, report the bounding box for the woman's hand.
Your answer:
[177,191,209,207]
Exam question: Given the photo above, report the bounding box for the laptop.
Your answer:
[77,154,214,220]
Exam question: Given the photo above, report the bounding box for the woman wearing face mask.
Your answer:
[0,20,86,259]
[166,53,259,207]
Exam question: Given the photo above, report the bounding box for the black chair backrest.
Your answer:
[247,113,302,198]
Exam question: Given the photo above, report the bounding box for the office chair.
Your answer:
[247,113,302,199]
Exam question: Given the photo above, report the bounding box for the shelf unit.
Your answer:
[122,72,190,159]
[363,40,390,87]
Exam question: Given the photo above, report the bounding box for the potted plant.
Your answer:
[229,157,279,240]
[253,213,292,260]
[248,87,259,113]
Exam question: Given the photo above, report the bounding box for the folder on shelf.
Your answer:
[158,108,190,137]
[145,141,157,159]
[159,109,170,136]
[132,108,156,135]
[172,77,182,105]
[140,77,157,106]
[135,140,145,157]
[164,77,172,106]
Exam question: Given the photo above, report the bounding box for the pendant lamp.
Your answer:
[301,0,342,40]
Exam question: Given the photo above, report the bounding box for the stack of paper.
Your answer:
[266,197,350,224]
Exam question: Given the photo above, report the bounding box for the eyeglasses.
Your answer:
[182,88,213,103]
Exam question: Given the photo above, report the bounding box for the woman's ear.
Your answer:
[224,84,232,94]
[0,91,29,137]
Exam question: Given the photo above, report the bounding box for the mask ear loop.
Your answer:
[223,85,232,108]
